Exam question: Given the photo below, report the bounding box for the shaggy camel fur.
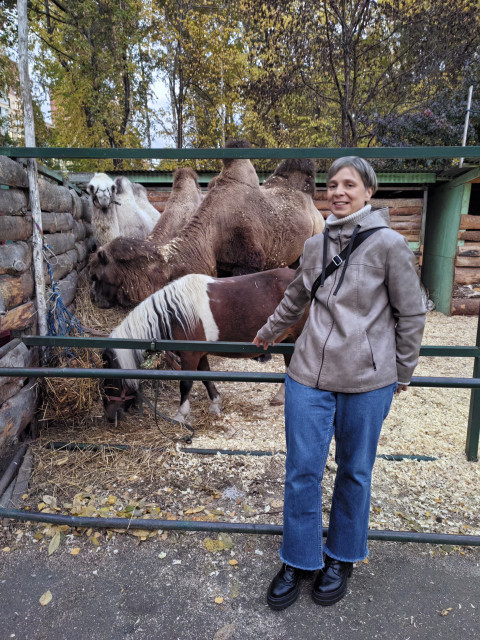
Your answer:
[87,173,160,246]
[148,167,203,246]
[89,143,324,308]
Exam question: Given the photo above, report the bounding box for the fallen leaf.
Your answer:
[205,538,226,553]
[39,590,52,606]
[439,608,453,616]
[48,532,61,556]
[214,596,224,604]
[131,530,154,540]
[229,580,240,599]
[37,502,46,511]
[70,547,81,555]
[213,623,235,640]
[184,506,205,514]
[242,503,256,515]
[218,533,233,550]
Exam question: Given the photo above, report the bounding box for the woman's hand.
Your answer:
[395,384,409,394]
[253,335,275,350]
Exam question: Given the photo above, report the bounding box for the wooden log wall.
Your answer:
[453,212,480,315]
[0,155,92,446]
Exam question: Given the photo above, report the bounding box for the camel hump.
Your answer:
[173,167,200,190]
[264,158,317,197]
[225,138,252,149]
[113,175,134,195]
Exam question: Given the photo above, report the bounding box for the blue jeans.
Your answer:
[280,375,397,571]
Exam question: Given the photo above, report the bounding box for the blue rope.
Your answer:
[44,244,88,362]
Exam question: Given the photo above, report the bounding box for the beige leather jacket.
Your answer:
[257,207,426,393]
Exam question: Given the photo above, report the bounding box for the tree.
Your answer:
[240,0,480,148]
[155,0,246,152]
[29,0,158,168]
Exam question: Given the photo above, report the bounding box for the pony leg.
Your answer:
[198,355,222,416]
[270,382,285,406]
[173,380,193,423]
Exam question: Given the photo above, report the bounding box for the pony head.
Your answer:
[101,349,139,422]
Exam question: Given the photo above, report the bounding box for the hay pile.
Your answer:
[39,347,104,422]
[38,274,129,423]
[73,273,128,335]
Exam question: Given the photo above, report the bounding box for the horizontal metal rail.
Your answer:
[12,335,480,460]
[0,508,478,546]
[19,336,480,358]
[45,440,438,462]
[3,146,480,160]
[1,367,480,389]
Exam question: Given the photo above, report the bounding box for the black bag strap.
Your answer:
[310,227,384,302]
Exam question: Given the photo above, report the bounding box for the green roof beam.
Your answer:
[2,146,480,160]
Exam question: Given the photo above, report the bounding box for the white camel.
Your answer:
[87,173,160,247]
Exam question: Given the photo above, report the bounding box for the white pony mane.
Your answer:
[109,273,218,388]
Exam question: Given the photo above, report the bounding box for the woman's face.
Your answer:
[326,166,373,218]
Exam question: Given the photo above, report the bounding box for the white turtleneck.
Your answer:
[326,204,372,228]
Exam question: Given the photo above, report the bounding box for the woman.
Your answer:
[253,156,426,610]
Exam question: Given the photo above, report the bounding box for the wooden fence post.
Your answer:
[17,0,48,337]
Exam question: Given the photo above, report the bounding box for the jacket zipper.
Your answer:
[316,228,341,386]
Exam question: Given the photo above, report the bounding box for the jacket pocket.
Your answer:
[365,331,377,371]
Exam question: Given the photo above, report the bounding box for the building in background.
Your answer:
[0,85,22,143]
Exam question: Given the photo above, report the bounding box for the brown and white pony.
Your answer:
[102,268,308,423]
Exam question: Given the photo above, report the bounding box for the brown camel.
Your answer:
[89,141,324,308]
[148,167,203,246]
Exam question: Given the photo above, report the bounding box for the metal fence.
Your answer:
[1,144,480,546]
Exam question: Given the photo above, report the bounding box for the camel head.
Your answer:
[263,158,317,196]
[88,237,168,308]
[87,172,115,212]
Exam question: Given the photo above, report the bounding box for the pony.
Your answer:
[101,268,308,423]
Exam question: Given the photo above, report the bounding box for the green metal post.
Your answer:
[466,312,480,461]
[422,181,468,314]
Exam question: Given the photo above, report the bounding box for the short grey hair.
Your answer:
[327,156,378,194]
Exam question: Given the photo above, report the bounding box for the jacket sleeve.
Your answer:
[385,235,426,384]
[256,257,311,342]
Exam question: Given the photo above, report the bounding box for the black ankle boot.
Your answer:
[267,563,302,610]
[312,555,353,606]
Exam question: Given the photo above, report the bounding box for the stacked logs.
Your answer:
[453,214,480,315]
[0,155,93,445]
